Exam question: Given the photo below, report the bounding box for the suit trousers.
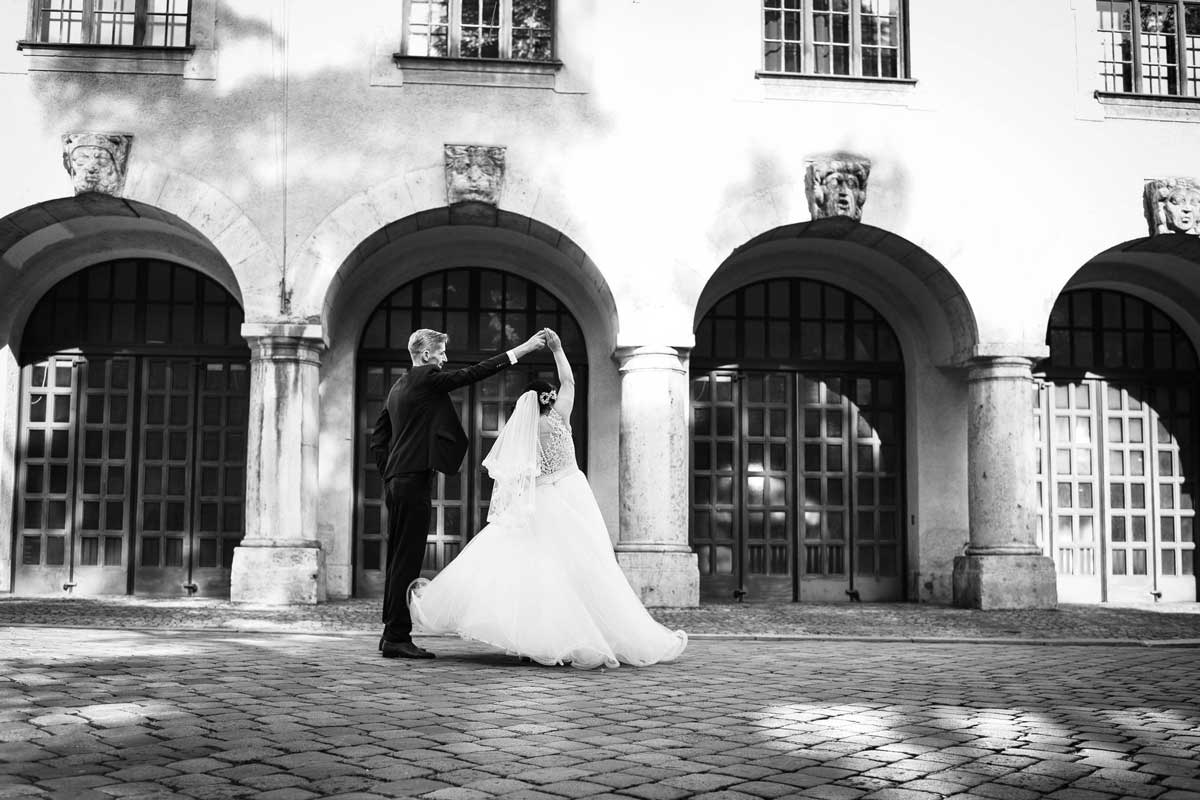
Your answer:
[382,470,435,643]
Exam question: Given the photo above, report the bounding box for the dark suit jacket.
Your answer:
[369,353,513,478]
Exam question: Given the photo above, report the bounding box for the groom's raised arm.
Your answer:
[426,331,546,392]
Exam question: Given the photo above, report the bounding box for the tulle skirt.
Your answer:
[408,469,687,670]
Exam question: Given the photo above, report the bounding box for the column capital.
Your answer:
[241,323,326,364]
[613,345,690,373]
[967,355,1035,383]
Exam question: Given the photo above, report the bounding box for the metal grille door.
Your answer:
[691,277,905,602]
[12,260,249,597]
[690,370,904,602]
[1036,379,1196,602]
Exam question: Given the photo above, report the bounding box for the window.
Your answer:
[1098,1,1200,96]
[761,0,906,79]
[29,0,191,47]
[404,0,554,61]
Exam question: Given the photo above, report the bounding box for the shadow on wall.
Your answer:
[24,3,615,313]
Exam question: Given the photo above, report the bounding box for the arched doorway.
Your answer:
[12,260,249,597]
[691,277,906,603]
[1035,288,1198,602]
[354,267,588,597]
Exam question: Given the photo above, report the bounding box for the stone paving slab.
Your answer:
[1,597,1200,643]
[3,626,1199,799]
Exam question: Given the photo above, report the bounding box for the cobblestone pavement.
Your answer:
[2,596,1200,643]
[3,626,1200,800]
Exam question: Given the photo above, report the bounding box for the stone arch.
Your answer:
[313,204,618,599]
[284,165,597,328]
[696,217,978,367]
[1053,234,1200,354]
[0,194,251,358]
[120,162,280,321]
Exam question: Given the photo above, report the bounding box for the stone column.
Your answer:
[953,355,1057,609]
[614,346,699,607]
[230,323,327,604]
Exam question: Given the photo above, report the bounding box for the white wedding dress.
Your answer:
[408,404,687,670]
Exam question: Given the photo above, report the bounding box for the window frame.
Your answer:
[759,0,910,81]
[1096,0,1200,98]
[22,0,193,49]
[399,0,556,63]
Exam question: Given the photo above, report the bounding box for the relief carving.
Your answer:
[445,144,506,205]
[62,132,133,196]
[806,154,871,221]
[1144,177,1200,236]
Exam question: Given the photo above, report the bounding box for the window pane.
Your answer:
[409,1,450,56]
[1139,3,1180,95]
[37,0,86,44]
[1097,1,1134,92]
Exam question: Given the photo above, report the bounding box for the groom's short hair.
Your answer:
[408,328,448,361]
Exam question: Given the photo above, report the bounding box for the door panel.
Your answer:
[14,358,79,594]
[1151,384,1196,600]
[691,373,740,601]
[1036,382,1103,602]
[190,362,249,595]
[356,364,406,597]
[73,357,135,595]
[742,372,794,601]
[798,375,850,601]
[134,359,196,595]
[848,375,904,601]
[1103,383,1157,603]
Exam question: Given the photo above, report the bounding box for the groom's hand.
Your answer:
[512,331,547,360]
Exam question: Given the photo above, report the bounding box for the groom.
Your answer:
[369,327,547,659]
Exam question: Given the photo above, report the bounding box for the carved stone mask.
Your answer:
[1144,178,1200,236]
[1164,187,1200,234]
[62,132,132,196]
[807,156,871,221]
[445,145,506,205]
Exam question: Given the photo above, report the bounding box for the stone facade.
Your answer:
[1,1,1198,609]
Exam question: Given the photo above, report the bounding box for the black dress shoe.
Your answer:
[380,639,436,659]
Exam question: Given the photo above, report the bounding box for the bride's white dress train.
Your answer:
[408,408,687,670]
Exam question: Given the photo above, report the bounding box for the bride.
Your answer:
[408,328,687,669]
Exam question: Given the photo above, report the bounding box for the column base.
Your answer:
[230,542,327,605]
[616,548,699,608]
[952,553,1058,610]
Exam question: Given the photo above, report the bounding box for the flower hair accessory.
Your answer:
[539,389,557,406]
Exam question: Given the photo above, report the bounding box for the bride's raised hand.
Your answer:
[544,328,562,352]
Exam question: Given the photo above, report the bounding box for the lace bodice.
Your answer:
[538,409,577,477]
